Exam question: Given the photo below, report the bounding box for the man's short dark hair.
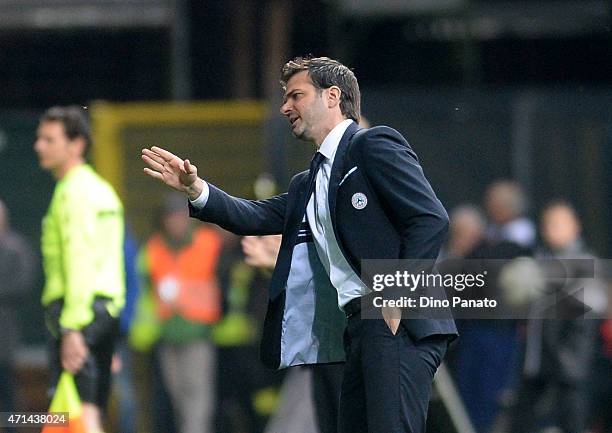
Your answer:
[541,199,579,220]
[40,106,91,157]
[281,56,361,122]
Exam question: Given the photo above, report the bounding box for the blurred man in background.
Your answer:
[510,201,600,433]
[35,106,125,433]
[485,180,535,248]
[445,189,534,433]
[213,232,285,433]
[588,312,612,433]
[441,204,486,260]
[0,199,35,433]
[441,203,505,433]
[138,192,223,433]
[461,181,535,432]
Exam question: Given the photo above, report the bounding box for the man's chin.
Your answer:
[291,128,308,141]
[38,160,54,171]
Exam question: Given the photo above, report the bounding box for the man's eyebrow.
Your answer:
[283,89,302,99]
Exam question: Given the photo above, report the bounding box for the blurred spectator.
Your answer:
[36,106,125,433]
[441,204,486,259]
[510,201,600,433]
[588,312,612,433]
[485,180,536,248]
[0,198,35,432]
[213,232,284,433]
[128,309,176,433]
[128,230,176,433]
[447,194,533,433]
[137,192,223,433]
[242,235,282,269]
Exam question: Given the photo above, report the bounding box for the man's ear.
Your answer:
[70,136,87,158]
[327,86,341,109]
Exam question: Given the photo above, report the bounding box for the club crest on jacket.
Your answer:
[351,193,368,210]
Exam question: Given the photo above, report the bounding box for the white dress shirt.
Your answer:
[190,118,368,308]
[306,119,369,308]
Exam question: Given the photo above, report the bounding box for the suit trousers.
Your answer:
[338,313,448,433]
[312,363,344,433]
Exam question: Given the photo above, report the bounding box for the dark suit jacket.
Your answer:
[190,121,457,369]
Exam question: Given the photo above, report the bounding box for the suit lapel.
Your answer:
[268,173,309,299]
[328,121,360,234]
[270,121,359,300]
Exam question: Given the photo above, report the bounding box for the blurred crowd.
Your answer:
[443,180,612,433]
[0,177,611,433]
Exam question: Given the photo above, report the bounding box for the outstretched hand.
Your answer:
[242,235,282,270]
[142,146,203,199]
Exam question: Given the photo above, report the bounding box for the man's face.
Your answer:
[541,206,580,251]
[280,71,328,142]
[450,214,483,256]
[163,209,191,241]
[485,185,515,224]
[34,121,79,173]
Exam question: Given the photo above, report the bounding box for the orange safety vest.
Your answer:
[146,227,222,324]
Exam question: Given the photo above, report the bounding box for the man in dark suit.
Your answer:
[143,56,457,433]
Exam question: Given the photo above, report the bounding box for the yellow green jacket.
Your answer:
[41,164,125,330]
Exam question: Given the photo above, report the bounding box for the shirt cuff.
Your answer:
[189,182,210,209]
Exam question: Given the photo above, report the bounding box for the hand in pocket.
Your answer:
[381,306,402,335]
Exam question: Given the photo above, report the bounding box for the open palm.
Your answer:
[142,146,199,193]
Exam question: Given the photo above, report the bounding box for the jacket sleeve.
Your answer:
[189,183,287,236]
[358,126,449,260]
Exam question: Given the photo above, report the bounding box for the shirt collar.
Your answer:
[58,163,89,184]
[318,119,354,161]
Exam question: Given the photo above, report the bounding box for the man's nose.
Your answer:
[280,101,290,116]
